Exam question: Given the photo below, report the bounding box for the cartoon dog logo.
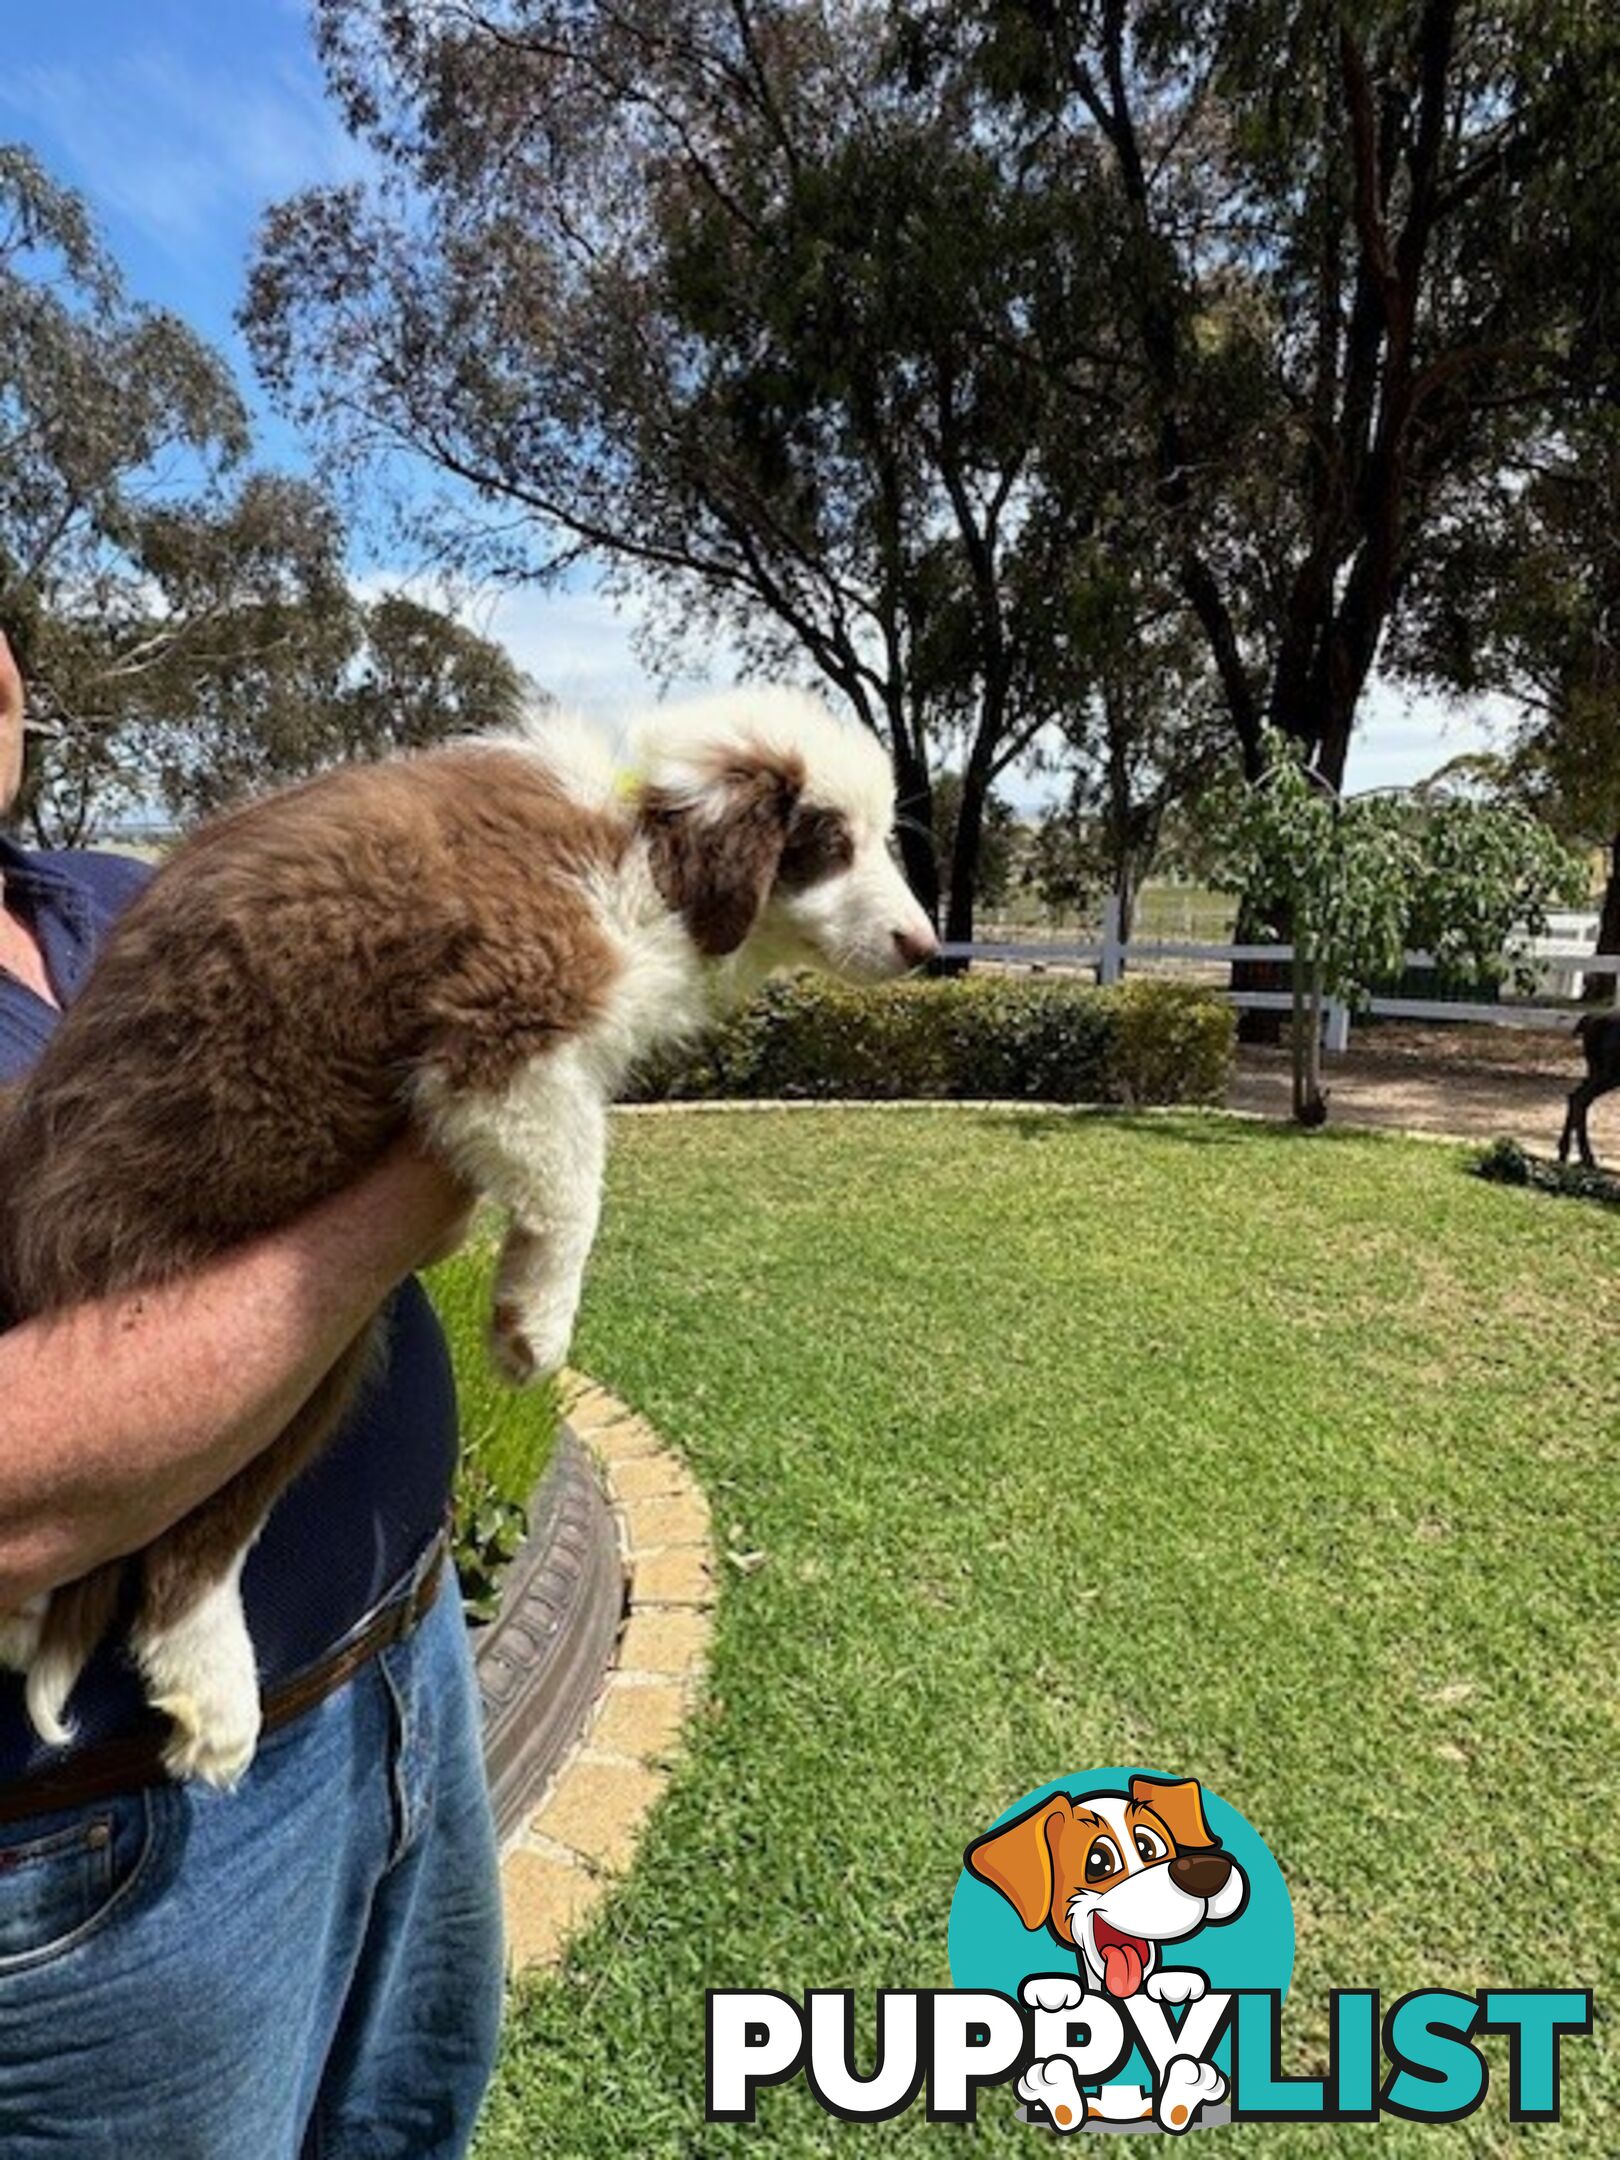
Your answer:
[965,1775,1248,2132]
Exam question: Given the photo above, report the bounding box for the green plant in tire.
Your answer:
[453,1462,531,1627]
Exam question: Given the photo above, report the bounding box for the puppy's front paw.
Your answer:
[1017,2056,1089,2133]
[0,1595,47,1673]
[1021,1974,1087,2014]
[488,1300,568,1388]
[137,1594,262,1791]
[1157,2055,1225,2133]
[156,1691,262,1791]
[1146,1968,1207,2005]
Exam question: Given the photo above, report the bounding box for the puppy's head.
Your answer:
[632,688,937,978]
[965,1777,1248,1999]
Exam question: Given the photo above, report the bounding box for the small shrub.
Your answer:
[627,971,1234,1106]
[1476,1136,1532,1186]
[1108,978,1238,1105]
[1475,1135,1620,1207]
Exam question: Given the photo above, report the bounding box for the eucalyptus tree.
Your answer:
[246,0,1136,938]
[247,3,1619,932]
[1396,412,1620,986]
[909,0,1620,790]
[149,584,531,824]
[0,145,524,843]
[0,148,348,842]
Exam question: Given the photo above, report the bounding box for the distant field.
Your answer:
[979,882,1239,943]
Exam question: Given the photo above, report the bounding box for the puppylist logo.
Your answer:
[707,1768,1593,2133]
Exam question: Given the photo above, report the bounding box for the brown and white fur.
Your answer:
[0,685,937,1786]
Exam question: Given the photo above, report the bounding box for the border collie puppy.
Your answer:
[0,687,937,1784]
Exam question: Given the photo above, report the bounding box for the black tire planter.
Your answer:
[473,1423,626,1844]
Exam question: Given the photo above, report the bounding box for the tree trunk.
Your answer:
[1290,946,1308,1118]
[1115,862,1138,945]
[1584,833,1620,1005]
[1304,957,1327,1123]
[944,757,992,952]
[1287,947,1329,1124]
[1313,703,1353,796]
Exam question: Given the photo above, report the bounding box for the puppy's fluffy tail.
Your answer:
[26,1561,125,1747]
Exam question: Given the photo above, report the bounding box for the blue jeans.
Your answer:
[0,1570,504,2157]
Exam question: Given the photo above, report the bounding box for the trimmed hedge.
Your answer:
[628,972,1235,1107]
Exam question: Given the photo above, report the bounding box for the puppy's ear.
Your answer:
[641,752,804,956]
[965,1797,1072,1931]
[1130,1775,1218,1852]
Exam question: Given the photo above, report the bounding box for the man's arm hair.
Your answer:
[0,1142,471,1608]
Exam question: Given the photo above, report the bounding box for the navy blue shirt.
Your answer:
[0,832,459,1781]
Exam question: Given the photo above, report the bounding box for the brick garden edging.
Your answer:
[498,1371,716,1973]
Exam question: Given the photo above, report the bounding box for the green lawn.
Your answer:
[473,1109,1616,2159]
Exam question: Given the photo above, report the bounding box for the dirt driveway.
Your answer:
[1227,1020,1613,1155]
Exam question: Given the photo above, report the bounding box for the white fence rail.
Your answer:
[943,895,1620,1051]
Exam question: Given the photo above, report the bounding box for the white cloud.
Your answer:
[358,568,1526,812]
[353,571,747,722]
[481,584,715,715]
[0,49,361,257]
[1343,679,1519,794]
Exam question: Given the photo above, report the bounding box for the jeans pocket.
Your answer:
[0,1790,160,1972]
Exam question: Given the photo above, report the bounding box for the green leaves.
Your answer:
[0,135,529,844]
[453,1462,532,1627]
[1408,796,1590,988]
[1215,729,1588,1009]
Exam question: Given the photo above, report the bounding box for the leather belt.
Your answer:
[0,1531,448,1824]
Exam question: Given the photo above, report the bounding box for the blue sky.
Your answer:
[0,0,692,716]
[4,1,1503,795]
[0,1,351,461]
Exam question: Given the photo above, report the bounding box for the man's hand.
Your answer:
[0,630,24,817]
[416,1184,478,1268]
[386,1140,478,1270]
[0,1138,477,1608]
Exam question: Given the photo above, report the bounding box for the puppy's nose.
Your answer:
[1169,1851,1233,1899]
[893,924,939,970]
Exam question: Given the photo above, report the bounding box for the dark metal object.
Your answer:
[474,1422,626,1845]
[1560,1009,1620,1169]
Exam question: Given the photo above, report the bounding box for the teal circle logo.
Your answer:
[949,1767,1293,2098]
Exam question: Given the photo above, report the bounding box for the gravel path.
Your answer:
[1227,1021,1610,1154]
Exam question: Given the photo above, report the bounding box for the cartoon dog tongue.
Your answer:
[1097,1929,1146,1998]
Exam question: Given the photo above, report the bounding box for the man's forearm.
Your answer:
[0,1146,470,1605]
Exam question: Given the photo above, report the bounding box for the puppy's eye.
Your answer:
[1134,1827,1167,1862]
[1084,1836,1122,1882]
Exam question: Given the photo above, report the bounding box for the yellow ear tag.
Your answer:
[612,767,646,805]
